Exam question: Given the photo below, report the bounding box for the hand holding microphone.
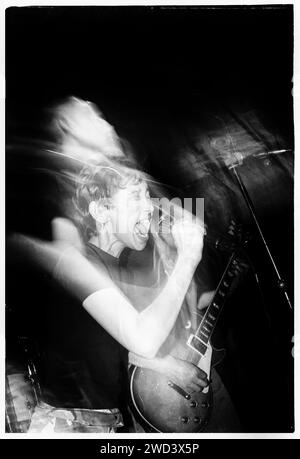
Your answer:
[171,216,205,265]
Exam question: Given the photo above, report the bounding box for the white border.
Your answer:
[1,0,298,440]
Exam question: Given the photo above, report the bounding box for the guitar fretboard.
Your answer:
[187,253,242,356]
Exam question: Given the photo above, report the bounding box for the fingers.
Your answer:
[187,382,202,394]
[197,290,215,311]
[169,358,210,394]
[172,219,205,258]
[186,369,209,393]
[187,377,209,394]
[193,368,209,391]
[195,367,208,380]
[195,376,209,388]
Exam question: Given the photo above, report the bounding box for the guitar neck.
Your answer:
[187,252,242,356]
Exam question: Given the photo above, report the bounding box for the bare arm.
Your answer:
[81,251,199,358]
[12,218,204,359]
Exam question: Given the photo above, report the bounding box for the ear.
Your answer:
[89,201,110,224]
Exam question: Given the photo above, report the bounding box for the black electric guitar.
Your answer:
[130,225,248,433]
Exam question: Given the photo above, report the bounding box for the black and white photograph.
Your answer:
[4,2,297,439]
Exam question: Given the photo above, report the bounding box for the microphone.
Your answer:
[253,148,292,158]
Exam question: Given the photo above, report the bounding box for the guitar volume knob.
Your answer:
[181,416,190,424]
[189,400,198,408]
[194,417,201,424]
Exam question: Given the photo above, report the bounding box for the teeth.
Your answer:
[138,220,151,232]
[135,219,151,238]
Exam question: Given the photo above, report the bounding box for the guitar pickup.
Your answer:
[187,334,208,356]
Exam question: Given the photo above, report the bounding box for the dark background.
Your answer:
[6,6,293,137]
[6,6,294,433]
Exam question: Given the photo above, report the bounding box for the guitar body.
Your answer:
[130,344,225,433]
[130,235,246,433]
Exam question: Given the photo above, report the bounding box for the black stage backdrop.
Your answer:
[6,6,294,433]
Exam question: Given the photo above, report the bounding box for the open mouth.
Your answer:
[134,218,151,240]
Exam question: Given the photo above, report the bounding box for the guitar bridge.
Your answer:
[167,381,191,400]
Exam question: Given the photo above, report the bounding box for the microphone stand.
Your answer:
[230,159,293,311]
[212,112,293,312]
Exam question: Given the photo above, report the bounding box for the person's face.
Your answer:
[108,180,154,251]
